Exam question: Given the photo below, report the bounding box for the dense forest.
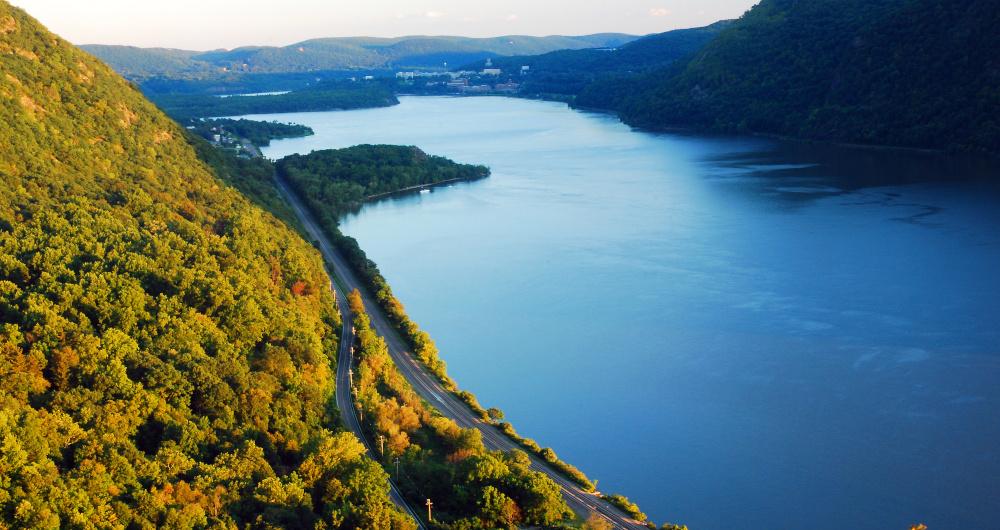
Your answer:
[611,0,1000,152]
[0,3,415,528]
[190,119,314,147]
[189,138,304,234]
[150,81,398,121]
[474,22,730,100]
[277,145,490,216]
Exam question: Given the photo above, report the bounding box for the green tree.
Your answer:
[486,407,505,424]
[478,485,521,529]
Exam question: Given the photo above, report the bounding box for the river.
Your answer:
[247,96,1000,530]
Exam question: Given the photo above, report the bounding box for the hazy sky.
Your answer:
[11,0,758,50]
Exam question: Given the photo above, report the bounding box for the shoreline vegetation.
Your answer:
[197,130,671,526]
[267,144,660,527]
[150,80,399,121]
[189,118,314,147]
[346,288,580,528]
[273,146,602,491]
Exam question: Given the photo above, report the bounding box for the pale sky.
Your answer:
[10,0,758,50]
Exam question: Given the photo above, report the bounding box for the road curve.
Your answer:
[275,176,424,528]
[332,283,427,529]
[275,173,648,530]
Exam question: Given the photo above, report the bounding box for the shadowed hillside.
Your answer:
[615,0,1000,152]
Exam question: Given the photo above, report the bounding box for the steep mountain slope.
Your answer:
[479,21,730,99]
[0,2,413,528]
[617,0,1000,152]
[82,33,638,80]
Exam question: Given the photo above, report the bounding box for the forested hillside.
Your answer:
[0,3,414,527]
[615,0,1000,152]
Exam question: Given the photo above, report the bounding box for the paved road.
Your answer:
[331,283,427,528]
[275,174,648,530]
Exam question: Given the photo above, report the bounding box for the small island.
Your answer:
[277,144,490,217]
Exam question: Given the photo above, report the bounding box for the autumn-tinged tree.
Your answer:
[583,512,614,530]
[0,2,412,527]
[487,407,505,423]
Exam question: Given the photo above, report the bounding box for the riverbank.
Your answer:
[260,95,999,530]
[365,177,476,200]
[489,92,996,159]
[273,169,653,530]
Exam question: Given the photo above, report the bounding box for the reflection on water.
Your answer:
[251,97,1000,530]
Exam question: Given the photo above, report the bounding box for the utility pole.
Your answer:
[425,499,433,522]
[378,434,385,455]
[348,368,353,387]
[394,457,400,480]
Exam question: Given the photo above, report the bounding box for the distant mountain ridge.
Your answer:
[82,33,638,79]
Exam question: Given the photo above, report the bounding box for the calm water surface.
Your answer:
[251,97,1000,530]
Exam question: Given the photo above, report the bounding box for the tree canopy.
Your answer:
[277,145,489,217]
[0,2,413,527]
[610,0,1000,153]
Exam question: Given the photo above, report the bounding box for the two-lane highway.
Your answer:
[332,283,426,528]
[275,173,648,530]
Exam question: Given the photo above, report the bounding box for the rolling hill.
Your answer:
[82,33,638,80]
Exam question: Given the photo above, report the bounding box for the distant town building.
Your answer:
[396,71,440,79]
[447,78,469,88]
[460,84,491,93]
[495,82,520,93]
[363,75,375,80]
[482,68,502,76]
[521,65,530,73]
[485,58,493,67]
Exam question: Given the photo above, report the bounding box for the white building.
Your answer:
[482,68,502,76]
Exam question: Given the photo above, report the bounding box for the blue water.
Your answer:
[250,96,1000,530]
